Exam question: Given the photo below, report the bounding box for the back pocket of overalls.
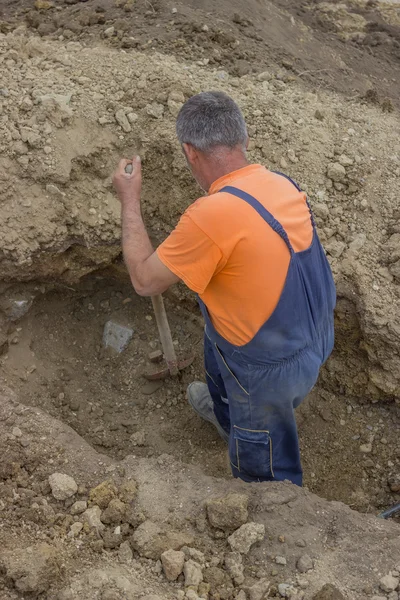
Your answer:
[233,425,274,479]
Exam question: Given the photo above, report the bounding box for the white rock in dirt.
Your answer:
[276,555,287,565]
[183,559,203,587]
[327,162,346,183]
[115,109,132,133]
[81,505,105,531]
[228,522,265,554]
[296,554,314,573]
[103,321,134,353]
[360,443,372,453]
[104,26,115,38]
[48,472,78,500]
[161,549,185,581]
[380,574,399,592]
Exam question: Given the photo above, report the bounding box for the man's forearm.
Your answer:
[121,200,153,294]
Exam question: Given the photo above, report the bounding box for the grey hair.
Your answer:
[176,91,248,153]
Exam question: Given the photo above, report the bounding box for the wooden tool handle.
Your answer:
[151,295,179,376]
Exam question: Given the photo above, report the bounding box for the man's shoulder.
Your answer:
[186,190,239,224]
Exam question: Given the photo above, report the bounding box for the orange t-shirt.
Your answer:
[157,164,313,346]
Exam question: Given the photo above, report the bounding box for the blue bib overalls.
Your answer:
[198,176,336,486]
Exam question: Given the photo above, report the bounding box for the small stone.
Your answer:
[312,584,345,599]
[206,493,248,531]
[101,498,127,524]
[280,157,288,169]
[297,554,314,573]
[81,506,105,531]
[296,539,307,548]
[130,430,146,446]
[132,520,193,560]
[275,556,287,565]
[103,321,134,353]
[161,549,185,581]
[148,349,163,363]
[278,583,296,598]
[248,578,270,600]
[224,552,244,585]
[315,109,325,121]
[327,162,346,183]
[325,239,346,259]
[380,574,399,593]
[184,560,203,587]
[48,473,78,501]
[127,112,138,124]
[70,500,87,515]
[388,474,400,493]
[257,71,273,82]
[313,202,329,220]
[12,427,22,438]
[68,522,83,537]
[181,546,205,565]
[118,479,138,503]
[360,443,372,453]
[338,154,353,167]
[146,102,164,119]
[89,480,117,509]
[228,522,265,554]
[118,540,133,564]
[104,26,115,37]
[115,109,131,133]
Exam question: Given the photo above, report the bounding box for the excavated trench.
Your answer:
[0,273,399,519]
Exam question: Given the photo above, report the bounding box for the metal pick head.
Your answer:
[125,163,133,174]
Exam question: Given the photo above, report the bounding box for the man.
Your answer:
[113,91,336,486]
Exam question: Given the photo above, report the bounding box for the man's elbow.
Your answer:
[134,284,152,297]
[132,280,169,297]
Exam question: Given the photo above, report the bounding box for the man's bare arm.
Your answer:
[113,157,179,296]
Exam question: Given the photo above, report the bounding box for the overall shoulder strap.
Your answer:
[272,171,316,228]
[219,185,294,254]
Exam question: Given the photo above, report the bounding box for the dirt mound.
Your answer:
[0,387,399,600]
[2,0,400,110]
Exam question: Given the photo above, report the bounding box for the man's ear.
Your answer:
[245,136,250,150]
[182,143,198,165]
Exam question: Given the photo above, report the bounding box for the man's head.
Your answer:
[176,91,249,191]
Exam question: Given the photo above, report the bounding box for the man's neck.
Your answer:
[207,156,250,192]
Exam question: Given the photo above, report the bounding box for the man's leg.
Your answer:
[187,331,230,442]
[215,348,321,486]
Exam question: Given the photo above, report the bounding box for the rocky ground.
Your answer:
[0,0,400,599]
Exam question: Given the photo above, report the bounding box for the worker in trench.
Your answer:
[113,91,336,486]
